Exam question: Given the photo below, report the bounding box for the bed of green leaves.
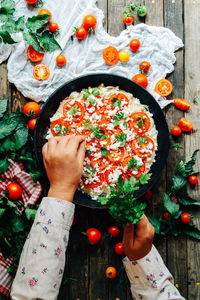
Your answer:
[0,0,61,52]
[148,150,200,240]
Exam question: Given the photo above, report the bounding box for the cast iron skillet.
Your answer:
[34,73,169,209]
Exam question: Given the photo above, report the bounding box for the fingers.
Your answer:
[123,223,135,251]
[77,140,86,165]
[136,214,155,241]
[46,137,59,157]
[66,135,85,155]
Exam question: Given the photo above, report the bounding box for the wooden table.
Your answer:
[0,0,200,299]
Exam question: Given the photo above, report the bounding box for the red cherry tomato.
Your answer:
[139,61,151,74]
[132,74,148,88]
[27,45,44,63]
[7,183,22,201]
[189,175,198,185]
[86,228,101,245]
[75,27,87,40]
[23,102,40,119]
[129,39,141,52]
[106,266,117,279]
[56,55,67,67]
[171,196,178,204]
[171,126,182,137]
[181,213,191,224]
[108,226,120,238]
[28,119,37,131]
[25,0,37,4]
[122,15,134,26]
[114,243,124,255]
[49,22,59,33]
[83,15,97,31]
[163,211,170,220]
[142,190,152,201]
[174,98,190,111]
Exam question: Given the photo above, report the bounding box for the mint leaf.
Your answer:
[0,0,15,22]
[184,150,199,175]
[23,31,44,53]
[182,224,200,240]
[13,126,28,150]
[171,174,187,193]
[176,161,186,177]
[0,30,16,44]
[178,194,200,206]
[0,136,11,152]
[0,157,9,174]
[147,215,161,234]
[0,98,8,118]
[101,147,108,158]
[0,112,20,139]
[26,15,50,32]
[1,17,25,33]
[163,193,179,215]
[39,30,62,52]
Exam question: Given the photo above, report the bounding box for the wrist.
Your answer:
[48,185,75,202]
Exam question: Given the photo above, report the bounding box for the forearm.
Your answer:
[10,197,75,300]
[123,245,185,300]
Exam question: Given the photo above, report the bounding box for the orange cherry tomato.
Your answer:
[174,98,190,111]
[38,9,52,23]
[7,183,22,201]
[56,55,67,67]
[49,22,59,33]
[171,126,182,137]
[50,118,71,136]
[28,119,37,131]
[108,148,125,163]
[106,266,117,279]
[83,15,97,31]
[129,39,141,52]
[139,61,151,74]
[178,117,194,132]
[33,63,50,81]
[122,15,134,26]
[103,46,119,66]
[128,112,150,134]
[23,102,40,118]
[154,79,173,96]
[75,27,87,40]
[132,74,148,88]
[131,137,155,158]
[63,101,85,123]
[108,93,129,109]
[27,45,44,62]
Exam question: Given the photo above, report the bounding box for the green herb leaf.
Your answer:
[0,30,16,44]
[116,112,124,120]
[0,0,15,22]
[137,136,147,145]
[39,30,62,52]
[0,98,8,118]
[123,121,128,128]
[139,173,152,185]
[176,161,186,177]
[85,149,91,156]
[182,224,200,240]
[111,97,121,108]
[26,14,50,32]
[115,133,127,143]
[128,157,138,171]
[23,31,44,53]
[171,174,187,193]
[178,194,200,206]
[11,215,25,233]
[25,208,37,221]
[173,143,183,150]
[13,126,28,150]
[86,164,91,171]
[0,157,9,174]
[1,17,25,33]
[147,215,161,234]
[101,147,108,158]
[184,150,199,175]
[0,208,6,219]
[92,127,106,140]
[69,104,78,116]
[163,193,180,215]
[92,88,100,96]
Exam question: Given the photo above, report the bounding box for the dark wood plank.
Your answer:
[164,1,187,299]
[184,1,200,299]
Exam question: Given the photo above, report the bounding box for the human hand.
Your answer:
[122,214,155,261]
[42,135,85,202]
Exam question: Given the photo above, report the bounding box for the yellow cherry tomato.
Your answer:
[119,50,130,62]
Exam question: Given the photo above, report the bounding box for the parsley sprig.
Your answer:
[115,133,127,147]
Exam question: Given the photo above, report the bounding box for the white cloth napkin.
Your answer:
[0,0,183,108]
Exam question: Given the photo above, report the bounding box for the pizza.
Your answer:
[47,84,158,200]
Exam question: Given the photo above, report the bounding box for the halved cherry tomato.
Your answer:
[108,148,125,163]
[189,175,198,185]
[84,172,104,189]
[106,266,117,279]
[7,183,22,201]
[108,226,120,238]
[122,155,145,178]
[131,137,154,158]
[56,55,67,67]
[38,9,52,23]
[174,98,190,111]
[171,126,182,137]
[91,156,109,171]
[122,15,134,26]
[104,166,123,184]
[139,61,151,74]
[75,27,87,40]
[63,101,85,123]
[129,39,141,52]
[23,102,40,118]
[28,119,37,131]
[26,0,37,4]
[132,74,148,88]
[50,118,71,136]
[114,243,124,255]
[154,79,173,96]
[33,63,50,81]
[27,45,44,62]
[128,112,150,134]
[103,46,119,66]
[86,228,101,245]
[49,22,59,33]
[83,15,97,31]
[178,117,194,132]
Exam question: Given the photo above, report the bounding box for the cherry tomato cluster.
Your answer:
[23,101,41,131]
[74,15,97,40]
[171,116,194,137]
[122,4,148,26]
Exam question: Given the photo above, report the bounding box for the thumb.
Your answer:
[123,223,135,251]
[77,140,86,165]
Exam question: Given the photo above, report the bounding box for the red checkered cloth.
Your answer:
[0,159,42,296]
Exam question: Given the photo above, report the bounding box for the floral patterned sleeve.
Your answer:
[123,245,185,300]
[10,197,75,300]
